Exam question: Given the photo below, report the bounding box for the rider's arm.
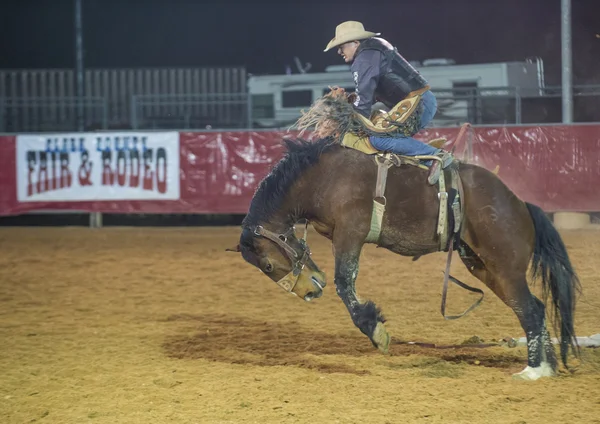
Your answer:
[350,49,381,118]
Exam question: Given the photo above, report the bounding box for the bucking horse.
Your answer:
[229,88,581,381]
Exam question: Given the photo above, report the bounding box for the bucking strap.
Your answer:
[365,155,393,243]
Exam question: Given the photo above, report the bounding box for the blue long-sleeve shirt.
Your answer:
[350,49,382,118]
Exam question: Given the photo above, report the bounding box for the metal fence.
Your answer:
[130,93,249,130]
[0,67,598,132]
[431,85,600,126]
[0,96,108,132]
[0,67,247,131]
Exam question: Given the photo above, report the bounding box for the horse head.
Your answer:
[234,224,327,301]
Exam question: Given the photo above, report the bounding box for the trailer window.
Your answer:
[282,90,312,107]
[251,94,274,119]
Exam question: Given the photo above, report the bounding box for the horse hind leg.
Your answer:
[458,242,557,380]
[512,297,557,380]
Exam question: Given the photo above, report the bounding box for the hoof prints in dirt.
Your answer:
[162,314,374,375]
[441,353,525,370]
[162,314,526,375]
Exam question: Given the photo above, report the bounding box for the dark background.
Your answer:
[1,0,598,85]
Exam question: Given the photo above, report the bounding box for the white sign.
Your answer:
[16,132,180,202]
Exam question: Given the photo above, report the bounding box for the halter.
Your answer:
[253,222,317,294]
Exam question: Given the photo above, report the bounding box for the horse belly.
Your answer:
[374,181,440,255]
[377,220,440,257]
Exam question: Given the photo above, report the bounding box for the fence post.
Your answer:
[131,95,138,130]
[101,97,108,130]
[515,86,522,124]
[75,0,85,133]
[246,88,252,129]
[89,211,103,228]
[0,98,5,132]
[561,0,573,124]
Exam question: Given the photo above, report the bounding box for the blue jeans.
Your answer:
[369,90,438,156]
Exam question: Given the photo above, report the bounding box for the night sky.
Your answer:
[1,0,598,84]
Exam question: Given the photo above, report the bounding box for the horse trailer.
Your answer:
[247,57,546,128]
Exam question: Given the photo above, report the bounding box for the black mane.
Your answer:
[242,136,337,228]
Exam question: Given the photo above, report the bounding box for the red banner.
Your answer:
[0,125,599,216]
[457,125,600,212]
[0,135,16,215]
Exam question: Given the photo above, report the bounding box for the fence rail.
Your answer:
[0,67,246,131]
[0,96,108,132]
[0,84,599,132]
[130,93,250,130]
[430,85,600,125]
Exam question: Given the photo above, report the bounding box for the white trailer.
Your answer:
[247,57,545,128]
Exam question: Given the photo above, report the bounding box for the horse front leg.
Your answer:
[334,249,391,353]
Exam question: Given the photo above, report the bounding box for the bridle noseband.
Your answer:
[253,222,315,294]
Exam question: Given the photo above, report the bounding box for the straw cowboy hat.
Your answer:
[324,21,380,52]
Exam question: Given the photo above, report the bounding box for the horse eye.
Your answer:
[264,263,274,273]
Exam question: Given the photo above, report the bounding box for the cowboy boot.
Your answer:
[438,151,455,168]
[427,151,455,185]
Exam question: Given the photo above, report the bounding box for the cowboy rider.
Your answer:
[323,21,453,176]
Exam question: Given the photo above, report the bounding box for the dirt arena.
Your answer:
[1,226,599,424]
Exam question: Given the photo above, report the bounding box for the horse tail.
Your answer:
[525,202,582,367]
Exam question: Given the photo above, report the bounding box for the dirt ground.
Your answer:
[0,226,599,424]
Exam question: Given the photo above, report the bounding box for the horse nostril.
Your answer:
[311,276,325,289]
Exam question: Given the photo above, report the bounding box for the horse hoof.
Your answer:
[511,363,555,381]
[372,322,390,354]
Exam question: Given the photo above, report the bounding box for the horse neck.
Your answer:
[279,154,335,226]
[257,147,347,232]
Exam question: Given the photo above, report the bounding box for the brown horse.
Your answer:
[232,136,581,380]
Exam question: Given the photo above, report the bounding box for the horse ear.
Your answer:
[225,244,241,253]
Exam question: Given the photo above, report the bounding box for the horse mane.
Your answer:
[242,136,338,228]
